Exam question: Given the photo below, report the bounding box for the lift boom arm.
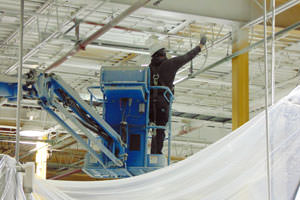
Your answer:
[1,70,126,173]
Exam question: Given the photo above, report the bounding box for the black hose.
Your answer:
[56,89,113,143]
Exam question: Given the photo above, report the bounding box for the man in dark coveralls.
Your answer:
[149,36,207,154]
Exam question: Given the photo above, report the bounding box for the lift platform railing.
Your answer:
[87,86,104,105]
[148,85,174,165]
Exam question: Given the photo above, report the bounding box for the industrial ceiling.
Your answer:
[0,0,300,180]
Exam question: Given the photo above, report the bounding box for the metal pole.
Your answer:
[242,0,300,29]
[15,1,24,199]
[174,21,300,85]
[271,0,276,105]
[263,0,271,199]
[15,0,24,163]
[167,100,173,166]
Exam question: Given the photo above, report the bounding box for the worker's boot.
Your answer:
[156,129,165,154]
[151,136,158,154]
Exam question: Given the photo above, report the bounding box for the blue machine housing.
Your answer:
[102,67,149,167]
[83,67,166,177]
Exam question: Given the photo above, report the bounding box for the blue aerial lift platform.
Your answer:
[0,66,173,178]
[84,67,173,177]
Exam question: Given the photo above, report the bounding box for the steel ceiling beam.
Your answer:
[0,0,53,49]
[109,0,241,26]
[44,0,151,72]
[4,1,108,74]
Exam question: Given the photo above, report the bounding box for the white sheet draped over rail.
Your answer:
[0,154,26,200]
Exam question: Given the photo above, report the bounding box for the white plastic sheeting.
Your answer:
[31,86,300,200]
[0,154,26,200]
[1,86,297,199]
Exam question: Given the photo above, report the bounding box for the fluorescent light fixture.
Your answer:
[36,142,48,179]
[20,130,46,137]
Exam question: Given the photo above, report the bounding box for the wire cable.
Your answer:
[263,0,272,199]
[271,0,276,105]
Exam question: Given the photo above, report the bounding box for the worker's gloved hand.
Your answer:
[200,35,207,45]
[199,35,207,49]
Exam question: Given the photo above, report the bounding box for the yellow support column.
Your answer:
[232,29,249,130]
[35,136,48,179]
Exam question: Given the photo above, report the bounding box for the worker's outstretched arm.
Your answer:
[165,36,207,71]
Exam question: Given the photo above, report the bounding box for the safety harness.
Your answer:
[151,65,174,122]
[151,66,160,132]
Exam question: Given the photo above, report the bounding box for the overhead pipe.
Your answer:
[49,168,82,180]
[45,0,151,72]
[68,0,111,40]
[56,159,84,172]
[83,20,140,33]
[175,21,300,85]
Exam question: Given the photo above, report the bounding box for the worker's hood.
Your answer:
[150,55,167,67]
